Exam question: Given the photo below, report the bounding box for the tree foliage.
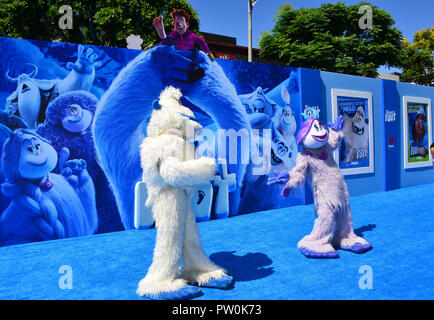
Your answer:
[259,2,403,78]
[0,0,200,48]
[401,27,434,86]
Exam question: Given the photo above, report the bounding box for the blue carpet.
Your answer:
[1,183,434,300]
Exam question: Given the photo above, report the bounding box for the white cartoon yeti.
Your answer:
[136,86,233,299]
[342,106,369,162]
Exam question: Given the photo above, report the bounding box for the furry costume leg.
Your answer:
[332,201,372,253]
[297,206,339,258]
[181,207,233,289]
[136,188,201,299]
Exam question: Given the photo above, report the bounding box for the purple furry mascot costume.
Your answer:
[36,91,123,233]
[271,111,372,258]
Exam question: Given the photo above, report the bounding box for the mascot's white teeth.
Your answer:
[352,123,364,135]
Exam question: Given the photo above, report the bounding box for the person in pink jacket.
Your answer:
[153,8,215,61]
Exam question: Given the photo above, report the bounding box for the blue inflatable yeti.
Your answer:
[35,91,123,233]
[0,126,98,246]
[93,45,251,229]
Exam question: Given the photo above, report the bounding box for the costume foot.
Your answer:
[299,247,339,259]
[340,243,372,254]
[143,286,202,300]
[192,275,234,289]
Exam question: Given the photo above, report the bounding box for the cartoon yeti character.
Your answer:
[93,44,250,229]
[342,106,369,162]
[238,86,298,213]
[0,126,98,246]
[270,111,372,258]
[35,91,123,233]
[5,45,101,129]
[136,87,233,299]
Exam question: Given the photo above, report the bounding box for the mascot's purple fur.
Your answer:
[270,111,372,258]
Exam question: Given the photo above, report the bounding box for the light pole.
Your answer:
[248,0,258,62]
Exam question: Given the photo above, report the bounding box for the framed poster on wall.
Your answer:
[332,89,374,175]
[402,96,432,169]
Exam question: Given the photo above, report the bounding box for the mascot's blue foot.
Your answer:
[341,243,373,254]
[299,247,339,259]
[145,286,202,300]
[192,275,234,289]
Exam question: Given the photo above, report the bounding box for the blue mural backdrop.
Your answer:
[0,37,303,246]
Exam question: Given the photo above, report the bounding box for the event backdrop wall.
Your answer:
[0,37,304,247]
[0,36,433,248]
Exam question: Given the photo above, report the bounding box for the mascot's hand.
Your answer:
[328,115,343,131]
[153,16,166,39]
[155,45,208,89]
[195,157,217,180]
[281,184,291,198]
[67,45,102,74]
[267,171,290,186]
[59,147,92,190]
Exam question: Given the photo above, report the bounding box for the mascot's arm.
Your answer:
[286,153,308,188]
[159,156,216,188]
[139,139,165,186]
[328,129,344,151]
[327,115,344,151]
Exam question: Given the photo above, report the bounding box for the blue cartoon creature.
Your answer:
[237,86,298,213]
[5,45,101,129]
[36,91,123,233]
[93,45,251,229]
[0,112,29,213]
[0,126,98,246]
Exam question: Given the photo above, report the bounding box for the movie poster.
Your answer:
[332,89,374,175]
[403,96,432,169]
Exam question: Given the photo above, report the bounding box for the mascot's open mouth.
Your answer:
[271,148,283,164]
[352,123,365,136]
[21,84,30,94]
[312,133,328,142]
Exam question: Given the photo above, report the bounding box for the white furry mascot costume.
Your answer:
[269,111,372,259]
[137,87,233,299]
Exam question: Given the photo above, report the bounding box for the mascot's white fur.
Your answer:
[136,87,232,299]
[342,106,369,162]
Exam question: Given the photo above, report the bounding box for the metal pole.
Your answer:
[248,0,253,62]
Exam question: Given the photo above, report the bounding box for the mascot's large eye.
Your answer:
[357,115,362,122]
[35,143,40,151]
[314,123,319,131]
[27,147,33,153]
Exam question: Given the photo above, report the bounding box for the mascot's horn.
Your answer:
[301,113,310,121]
[5,64,38,83]
[26,63,39,79]
[5,70,18,83]
[0,123,14,145]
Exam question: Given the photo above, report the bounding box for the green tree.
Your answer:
[400,28,434,86]
[259,2,403,78]
[0,0,200,48]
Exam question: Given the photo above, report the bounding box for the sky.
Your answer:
[187,0,434,73]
